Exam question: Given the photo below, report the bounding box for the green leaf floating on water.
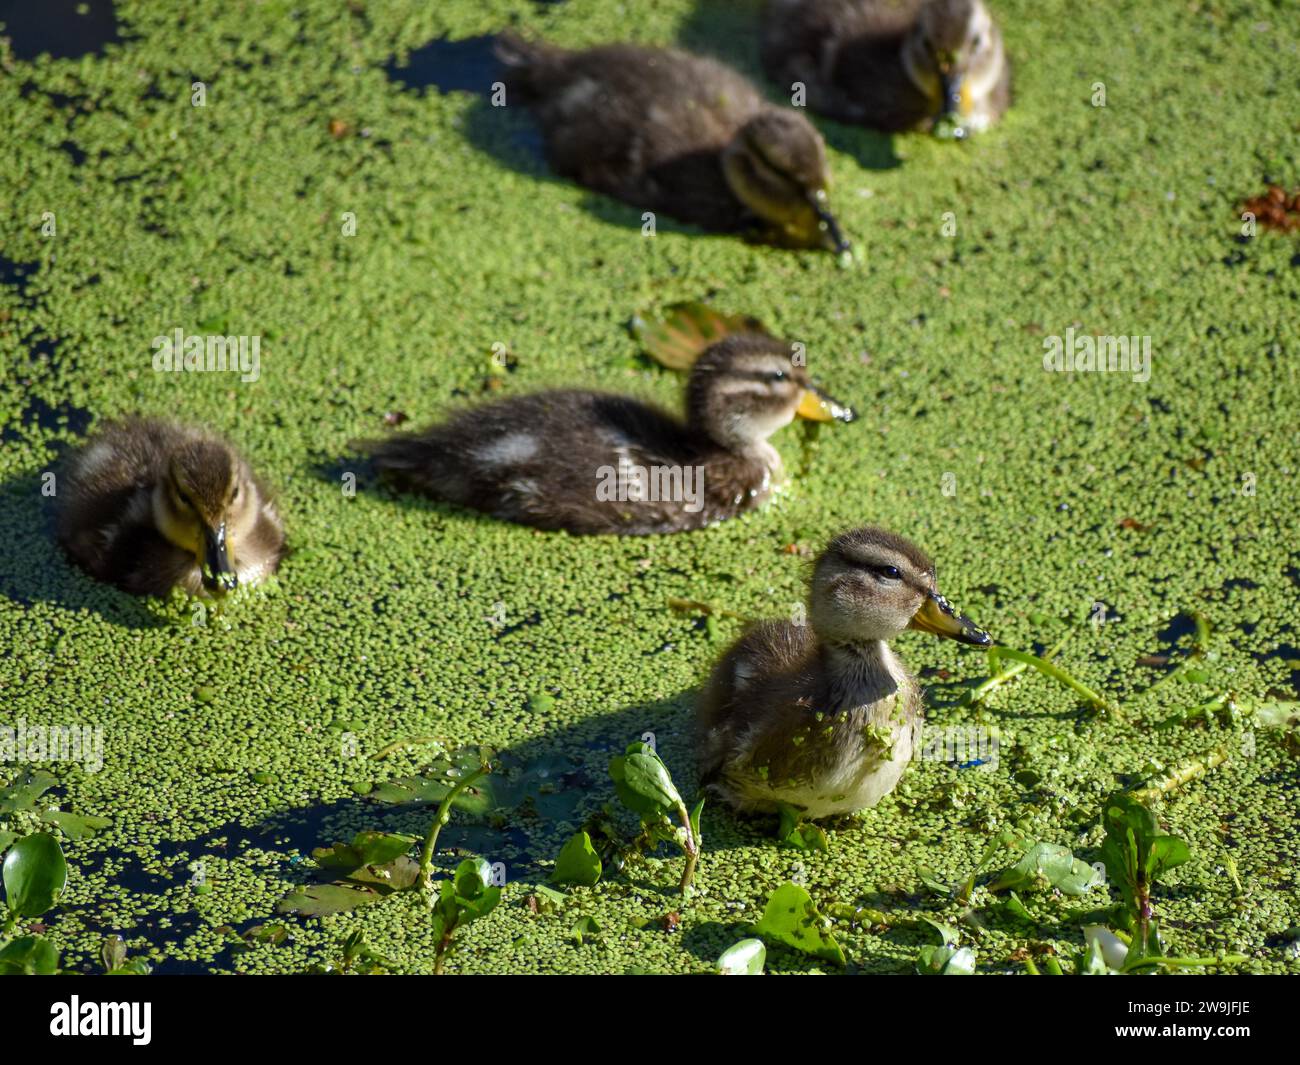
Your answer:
[0,770,58,816]
[630,301,769,371]
[278,851,420,916]
[0,935,59,975]
[716,938,766,975]
[754,882,846,967]
[553,830,602,887]
[776,802,829,853]
[277,882,389,917]
[916,944,976,975]
[989,841,1103,896]
[40,811,113,840]
[609,742,682,820]
[312,831,417,872]
[3,832,68,918]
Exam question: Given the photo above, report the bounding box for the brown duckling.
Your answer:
[761,0,1011,136]
[57,418,285,597]
[696,526,990,819]
[495,31,850,253]
[358,334,854,535]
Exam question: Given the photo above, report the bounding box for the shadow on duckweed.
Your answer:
[0,0,121,61]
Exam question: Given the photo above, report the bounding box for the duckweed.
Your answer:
[0,0,1298,974]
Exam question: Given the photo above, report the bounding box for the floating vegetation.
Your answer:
[557,741,701,895]
[631,302,768,370]
[716,938,766,975]
[753,882,846,967]
[0,832,68,975]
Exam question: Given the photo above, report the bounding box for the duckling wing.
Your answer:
[364,390,727,535]
[761,0,930,129]
[696,620,820,782]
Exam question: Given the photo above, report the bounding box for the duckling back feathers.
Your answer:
[360,387,776,536]
[497,32,791,231]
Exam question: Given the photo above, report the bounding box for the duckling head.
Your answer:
[901,0,1005,135]
[721,111,849,254]
[686,335,855,451]
[153,438,261,594]
[810,526,991,647]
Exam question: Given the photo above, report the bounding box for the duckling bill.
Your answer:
[761,0,1011,136]
[696,526,989,820]
[57,418,285,597]
[495,31,850,253]
[358,334,854,535]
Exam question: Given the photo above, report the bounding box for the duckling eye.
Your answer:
[873,565,902,581]
[768,370,787,383]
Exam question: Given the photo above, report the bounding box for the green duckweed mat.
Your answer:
[1,0,1298,974]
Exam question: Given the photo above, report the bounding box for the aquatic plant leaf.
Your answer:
[451,858,501,921]
[688,796,704,851]
[369,774,494,816]
[571,915,602,945]
[609,742,682,819]
[276,882,385,916]
[776,803,829,852]
[553,830,602,887]
[40,811,112,839]
[754,882,846,967]
[717,938,766,975]
[917,914,960,946]
[346,855,420,892]
[0,935,59,975]
[989,841,1102,896]
[1254,701,1300,730]
[0,770,58,816]
[0,831,17,854]
[313,831,416,872]
[631,302,768,370]
[916,944,976,974]
[2,832,67,917]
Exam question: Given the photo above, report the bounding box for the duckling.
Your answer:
[495,31,850,253]
[760,0,1011,136]
[696,526,990,819]
[357,334,854,535]
[57,418,285,597]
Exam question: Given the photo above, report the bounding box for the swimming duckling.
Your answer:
[495,31,850,253]
[696,526,990,819]
[761,0,1011,136]
[358,334,854,535]
[57,418,285,597]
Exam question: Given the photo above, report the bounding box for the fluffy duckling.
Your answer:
[358,335,854,535]
[761,0,1011,136]
[696,526,990,819]
[495,31,850,253]
[57,418,285,597]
